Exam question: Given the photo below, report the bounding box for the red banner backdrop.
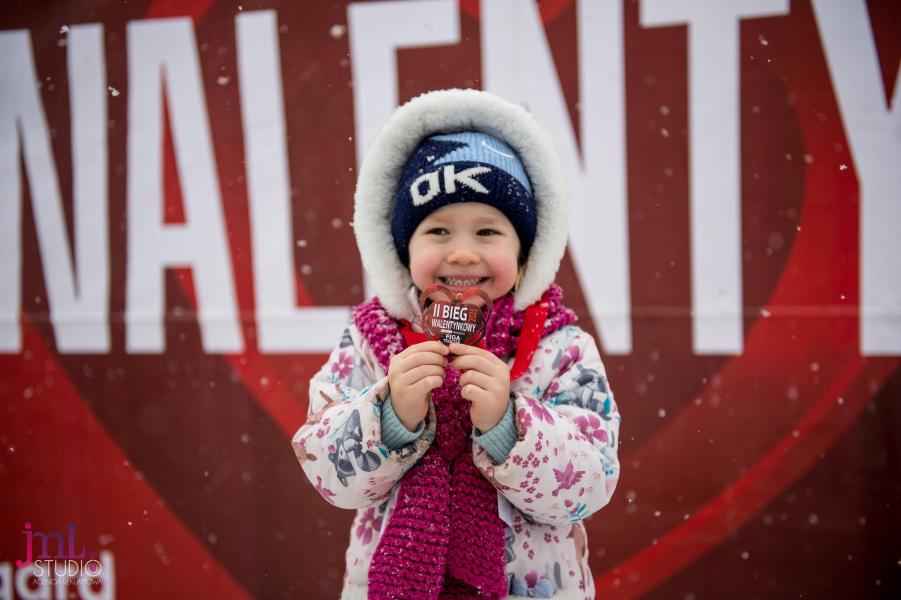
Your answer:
[1,0,899,598]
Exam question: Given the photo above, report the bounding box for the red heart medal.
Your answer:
[418,284,493,346]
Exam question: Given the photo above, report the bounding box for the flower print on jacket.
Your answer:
[573,413,608,445]
[525,395,555,425]
[516,406,533,433]
[545,346,588,401]
[355,506,384,545]
[331,351,355,381]
[551,341,582,375]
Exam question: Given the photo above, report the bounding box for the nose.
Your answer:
[446,241,480,265]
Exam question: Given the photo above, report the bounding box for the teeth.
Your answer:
[442,277,484,287]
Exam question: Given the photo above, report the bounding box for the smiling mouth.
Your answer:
[439,276,488,287]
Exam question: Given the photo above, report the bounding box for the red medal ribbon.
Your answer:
[509,290,550,380]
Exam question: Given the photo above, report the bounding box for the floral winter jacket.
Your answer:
[292,303,621,600]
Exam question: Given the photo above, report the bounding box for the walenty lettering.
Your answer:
[0,3,897,357]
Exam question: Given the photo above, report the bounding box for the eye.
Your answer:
[478,229,500,236]
[426,227,449,236]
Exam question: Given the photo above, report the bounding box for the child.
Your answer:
[292,89,621,600]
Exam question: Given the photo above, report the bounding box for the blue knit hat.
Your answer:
[391,131,536,266]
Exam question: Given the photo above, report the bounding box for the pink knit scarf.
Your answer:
[354,285,576,599]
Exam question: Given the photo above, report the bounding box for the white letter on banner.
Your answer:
[642,0,789,355]
[811,0,901,356]
[237,10,351,352]
[0,26,109,354]
[126,18,242,354]
[347,0,459,301]
[482,0,631,354]
[0,562,10,600]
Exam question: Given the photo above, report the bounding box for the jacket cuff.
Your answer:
[473,397,517,465]
[380,396,424,450]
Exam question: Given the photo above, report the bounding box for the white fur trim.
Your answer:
[341,583,585,600]
[353,89,569,319]
[340,584,366,600]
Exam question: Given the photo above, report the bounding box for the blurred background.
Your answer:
[1,0,899,598]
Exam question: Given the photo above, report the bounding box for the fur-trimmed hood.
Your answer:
[353,88,569,319]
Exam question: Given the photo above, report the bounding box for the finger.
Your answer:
[393,340,449,361]
[459,369,496,391]
[411,340,450,355]
[460,383,488,403]
[397,351,448,370]
[391,349,447,375]
[413,375,445,395]
[448,343,493,358]
[451,354,502,374]
[399,364,446,385]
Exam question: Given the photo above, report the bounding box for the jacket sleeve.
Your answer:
[291,325,433,509]
[473,325,621,526]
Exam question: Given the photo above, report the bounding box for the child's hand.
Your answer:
[448,343,511,432]
[387,341,449,431]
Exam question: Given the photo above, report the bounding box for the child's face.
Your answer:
[408,202,521,301]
